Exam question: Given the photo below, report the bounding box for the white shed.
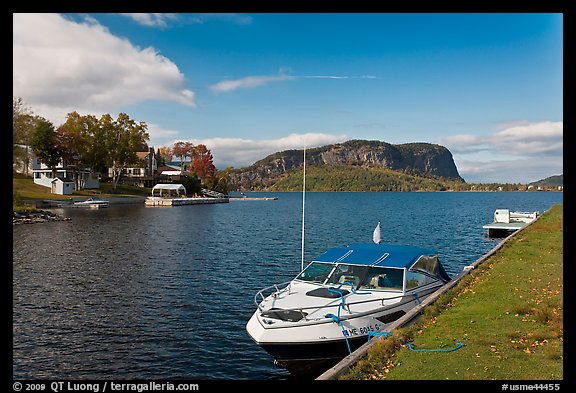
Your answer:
[51,178,74,195]
[151,183,187,197]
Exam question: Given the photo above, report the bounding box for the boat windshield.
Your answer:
[328,265,404,291]
[296,262,335,284]
[296,262,404,291]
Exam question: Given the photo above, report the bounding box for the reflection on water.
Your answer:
[13,192,562,379]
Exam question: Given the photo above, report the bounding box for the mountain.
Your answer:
[529,174,563,187]
[229,140,464,191]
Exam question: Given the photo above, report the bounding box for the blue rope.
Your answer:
[367,331,394,340]
[326,283,464,355]
[326,283,355,354]
[367,331,465,353]
[406,341,465,353]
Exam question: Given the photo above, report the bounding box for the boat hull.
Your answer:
[266,337,370,378]
[247,284,442,377]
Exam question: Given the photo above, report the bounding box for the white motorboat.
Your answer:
[483,209,539,237]
[493,209,538,224]
[246,241,451,376]
[73,197,109,208]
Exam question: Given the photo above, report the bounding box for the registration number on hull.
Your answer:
[343,323,382,337]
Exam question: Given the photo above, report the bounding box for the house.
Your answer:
[108,147,158,187]
[157,164,185,182]
[30,153,101,192]
[24,145,162,192]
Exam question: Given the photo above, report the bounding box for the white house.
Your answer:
[28,152,101,193]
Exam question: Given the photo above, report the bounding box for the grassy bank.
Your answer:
[12,175,150,211]
[341,204,563,380]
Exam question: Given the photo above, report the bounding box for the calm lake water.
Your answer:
[12,191,563,380]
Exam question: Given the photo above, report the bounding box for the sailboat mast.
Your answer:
[301,145,306,271]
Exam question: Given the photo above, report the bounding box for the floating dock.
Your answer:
[229,197,278,201]
[144,196,229,206]
[482,222,527,237]
[482,209,538,238]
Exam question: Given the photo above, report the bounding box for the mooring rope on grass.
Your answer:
[367,331,464,353]
[326,283,464,355]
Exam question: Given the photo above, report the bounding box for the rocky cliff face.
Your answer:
[230,140,463,190]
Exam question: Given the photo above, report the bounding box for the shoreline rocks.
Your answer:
[13,210,71,225]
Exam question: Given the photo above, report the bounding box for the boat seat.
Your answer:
[370,274,388,288]
[339,275,359,287]
[369,274,401,289]
[370,275,382,288]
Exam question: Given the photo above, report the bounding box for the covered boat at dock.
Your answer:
[246,242,451,377]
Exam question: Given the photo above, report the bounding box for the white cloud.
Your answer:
[195,13,254,26]
[13,13,196,125]
[441,121,563,157]
[210,75,295,93]
[153,132,349,169]
[492,121,563,155]
[441,120,563,183]
[119,13,179,28]
[455,156,563,184]
[117,13,253,28]
[210,73,378,93]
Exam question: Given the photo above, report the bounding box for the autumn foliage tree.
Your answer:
[172,141,195,172]
[191,144,216,181]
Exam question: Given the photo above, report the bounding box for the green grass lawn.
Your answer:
[342,204,563,380]
[13,175,150,211]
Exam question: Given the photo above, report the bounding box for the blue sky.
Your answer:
[13,13,563,183]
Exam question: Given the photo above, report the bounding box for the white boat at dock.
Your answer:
[483,209,539,237]
[72,197,109,208]
[246,240,451,376]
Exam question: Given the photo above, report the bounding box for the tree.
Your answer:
[101,113,150,191]
[13,97,39,175]
[157,146,173,167]
[82,114,109,175]
[191,144,216,181]
[205,168,230,195]
[56,111,100,190]
[29,118,62,178]
[181,173,202,197]
[172,141,194,172]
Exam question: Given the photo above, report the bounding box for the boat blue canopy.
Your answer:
[312,243,437,269]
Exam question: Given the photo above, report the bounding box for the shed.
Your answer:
[151,183,187,197]
[51,177,74,195]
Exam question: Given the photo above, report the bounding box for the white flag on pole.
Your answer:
[373,220,381,244]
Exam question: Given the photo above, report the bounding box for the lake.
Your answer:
[12,191,563,380]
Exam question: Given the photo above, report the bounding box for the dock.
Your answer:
[144,196,229,206]
[482,209,539,238]
[229,197,278,201]
[482,221,527,237]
